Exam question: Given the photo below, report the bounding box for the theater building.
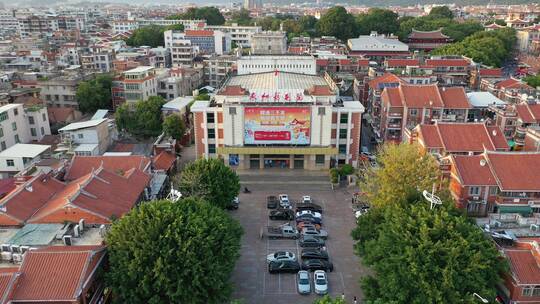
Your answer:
[191,56,364,170]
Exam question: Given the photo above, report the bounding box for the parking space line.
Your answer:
[339,272,346,292]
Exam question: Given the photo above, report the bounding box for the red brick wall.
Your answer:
[350,113,361,164]
[217,112,223,124]
[194,112,205,157]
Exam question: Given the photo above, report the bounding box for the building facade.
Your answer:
[250,32,287,55]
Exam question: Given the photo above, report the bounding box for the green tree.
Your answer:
[106,198,243,304]
[230,9,253,26]
[179,158,240,209]
[115,96,166,137]
[428,6,454,19]
[313,295,347,304]
[316,6,357,42]
[298,15,318,35]
[352,201,506,304]
[494,19,507,26]
[358,143,442,208]
[125,25,166,47]
[162,114,186,140]
[168,7,225,25]
[525,74,540,88]
[76,74,113,113]
[356,8,400,35]
[166,23,184,31]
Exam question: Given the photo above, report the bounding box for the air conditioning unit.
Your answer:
[78,219,85,232]
[10,245,20,254]
[529,201,535,206]
[514,198,521,203]
[12,253,22,263]
[473,196,479,200]
[63,235,72,246]
[0,251,12,261]
[73,225,80,238]
[20,246,29,254]
[1,244,10,252]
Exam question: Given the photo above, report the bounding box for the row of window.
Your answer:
[469,186,499,196]
[523,286,540,297]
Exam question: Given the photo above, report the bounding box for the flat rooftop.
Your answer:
[225,72,327,91]
[0,144,50,158]
[124,66,154,74]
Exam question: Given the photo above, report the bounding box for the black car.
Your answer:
[268,260,301,274]
[295,215,322,225]
[301,259,334,272]
[299,236,325,248]
[269,209,295,220]
[296,202,323,213]
[301,248,329,260]
[267,196,279,209]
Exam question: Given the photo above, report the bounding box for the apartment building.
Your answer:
[482,78,534,103]
[122,66,157,104]
[0,144,51,178]
[164,30,197,67]
[58,118,112,156]
[204,55,237,88]
[379,84,471,142]
[157,67,204,100]
[490,100,540,150]
[38,74,93,109]
[205,23,262,48]
[80,46,114,73]
[0,103,50,151]
[17,15,59,38]
[251,31,287,55]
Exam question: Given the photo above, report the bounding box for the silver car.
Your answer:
[297,270,311,294]
[314,270,328,295]
[266,251,296,263]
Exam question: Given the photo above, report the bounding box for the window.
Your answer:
[489,186,498,196]
[409,109,418,116]
[207,128,215,139]
[339,129,347,139]
[14,134,19,143]
[318,107,325,115]
[315,155,325,164]
[11,122,16,131]
[42,113,46,121]
[13,108,18,116]
[208,144,216,154]
[206,113,215,123]
[340,113,348,124]
[30,128,37,136]
[40,127,45,135]
[6,159,14,167]
[0,142,5,151]
[338,144,347,154]
[523,286,533,297]
[0,112,7,122]
[469,186,481,196]
[0,128,3,138]
[229,107,237,115]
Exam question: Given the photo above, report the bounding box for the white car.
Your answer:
[266,251,296,263]
[297,270,311,294]
[296,210,322,219]
[302,195,312,204]
[314,270,328,295]
[279,194,291,208]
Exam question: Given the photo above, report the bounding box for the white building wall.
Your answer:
[223,105,244,146]
[237,56,317,75]
[0,104,31,151]
[310,105,332,146]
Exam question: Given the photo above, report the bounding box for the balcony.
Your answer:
[516,126,527,135]
[388,112,403,118]
[387,123,401,129]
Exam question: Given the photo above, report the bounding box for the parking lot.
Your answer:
[230,171,368,304]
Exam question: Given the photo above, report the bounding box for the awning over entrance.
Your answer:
[217,146,338,155]
[498,205,532,215]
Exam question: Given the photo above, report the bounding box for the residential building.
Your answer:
[191,56,364,170]
[516,24,540,54]
[0,144,51,178]
[157,67,204,100]
[424,57,471,86]
[205,23,262,48]
[164,29,231,60]
[491,100,540,150]
[482,78,534,103]
[37,74,92,109]
[57,118,112,156]
[111,20,138,34]
[524,126,540,151]
[0,245,108,303]
[316,57,370,75]
[469,68,504,90]
[379,84,471,142]
[17,15,59,38]
[500,239,540,304]
[407,28,451,51]
[64,155,151,180]
[466,91,507,122]
[204,54,237,88]
[449,151,540,216]
[347,32,409,62]
[250,31,287,55]
[244,0,262,10]
[122,66,157,104]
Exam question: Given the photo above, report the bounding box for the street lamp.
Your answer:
[473,293,489,303]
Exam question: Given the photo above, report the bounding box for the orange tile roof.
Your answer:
[10,246,105,302]
[408,29,449,39]
[185,29,214,37]
[47,107,75,124]
[486,152,540,191]
[479,68,503,77]
[0,268,18,301]
[65,155,151,181]
[439,87,471,109]
[452,155,497,186]
[153,151,176,171]
[505,249,540,284]
[400,84,444,108]
[381,87,404,108]
[418,125,442,148]
[419,123,508,152]
[307,85,333,96]
[495,78,532,90]
[425,58,470,67]
[385,59,420,67]
[219,85,247,96]
[368,73,403,90]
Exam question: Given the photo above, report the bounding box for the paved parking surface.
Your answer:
[230,171,368,304]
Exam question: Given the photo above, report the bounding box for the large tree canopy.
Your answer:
[115,96,166,137]
[106,199,243,304]
[162,114,186,140]
[179,158,240,209]
[316,6,357,42]
[125,25,166,47]
[76,74,112,113]
[168,7,225,25]
[428,6,454,19]
[356,8,400,35]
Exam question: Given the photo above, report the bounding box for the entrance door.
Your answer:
[293,159,304,169]
[250,159,260,169]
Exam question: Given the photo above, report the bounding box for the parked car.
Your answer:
[314,270,328,295]
[301,226,328,239]
[268,260,300,274]
[299,235,325,248]
[265,224,299,239]
[296,202,323,213]
[279,194,291,208]
[226,197,239,210]
[296,210,322,219]
[267,196,279,209]
[302,195,312,204]
[266,251,296,263]
[269,209,295,221]
[301,248,329,260]
[296,215,322,225]
[301,259,334,272]
[297,221,322,231]
[297,270,311,294]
